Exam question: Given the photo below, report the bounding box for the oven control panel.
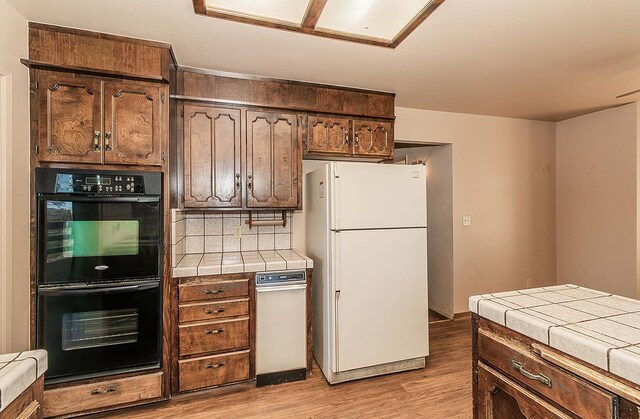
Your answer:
[54,173,146,194]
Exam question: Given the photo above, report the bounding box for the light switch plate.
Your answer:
[462,215,471,226]
[233,226,242,238]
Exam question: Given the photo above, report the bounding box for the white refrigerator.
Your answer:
[306,162,428,384]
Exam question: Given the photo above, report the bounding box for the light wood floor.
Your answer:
[90,317,472,419]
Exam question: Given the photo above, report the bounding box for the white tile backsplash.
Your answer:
[204,236,223,253]
[186,218,204,236]
[172,209,294,274]
[223,236,241,252]
[258,234,275,251]
[240,235,258,251]
[185,236,204,254]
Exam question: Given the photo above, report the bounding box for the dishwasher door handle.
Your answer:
[256,284,307,293]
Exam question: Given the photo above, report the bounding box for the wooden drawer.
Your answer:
[179,279,248,303]
[179,317,249,357]
[477,362,571,419]
[178,350,250,392]
[478,328,617,419]
[179,298,249,323]
[43,372,162,417]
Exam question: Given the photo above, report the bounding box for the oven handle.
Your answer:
[38,282,159,296]
[38,195,160,203]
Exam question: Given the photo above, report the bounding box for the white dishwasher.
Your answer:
[256,270,307,386]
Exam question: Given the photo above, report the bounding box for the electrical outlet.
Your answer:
[233,226,242,238]
[462,215,471,226]
[526,278,533,288]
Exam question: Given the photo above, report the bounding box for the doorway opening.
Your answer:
[395,142,454,321]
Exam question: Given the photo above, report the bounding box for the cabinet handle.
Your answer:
[204,288,223,295]
[235,173,240,189]
[93,131,101,153]
[104,131,112,152]
[511,360,552,388]
[354,132,359,147]
[90,386,117,395]
[205,362,226,369]
[247,174,252,190]
[204,327,225,335]
[344,131,349,146]
[204,307,225,315]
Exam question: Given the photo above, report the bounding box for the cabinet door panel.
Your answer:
[305,116,350,155]
[103,81,161,166]
[183,105,242,208]
[353,119,394,159]
[37,73,103,164]
[246,111,299,208]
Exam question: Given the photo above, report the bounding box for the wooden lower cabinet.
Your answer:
[0,377,43,419]
[175,275,253,393]
[179,317,250,357]
[178,351,250,392]
[473,315,639,419]
[42,372,163,418]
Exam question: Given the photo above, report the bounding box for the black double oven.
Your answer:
[35,168,163,384]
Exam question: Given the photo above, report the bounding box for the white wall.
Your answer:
[395,107,557,313]
[556,103,639,298]
[0,0,29,352]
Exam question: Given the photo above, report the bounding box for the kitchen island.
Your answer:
[471,284,640,418]
[0,350,47,418]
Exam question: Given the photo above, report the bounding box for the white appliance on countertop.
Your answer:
[306,161,428,384]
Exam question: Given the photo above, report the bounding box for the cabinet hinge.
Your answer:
[34,81,39,91]
[35,145,39,155]
[160,92,165,103]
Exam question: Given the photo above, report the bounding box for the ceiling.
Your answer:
[8,0,640,121]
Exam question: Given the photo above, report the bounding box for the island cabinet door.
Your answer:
[37,72,103,164]
[103,80,162,166]
[352,119,394,159]
[476,362,572,419]
[183,105,242,208]
[304,116,351,156]
[245,110,299,209]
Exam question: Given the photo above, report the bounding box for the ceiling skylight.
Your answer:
[194,0,446,48]
[203,0,309,26]
[316,0,433,41]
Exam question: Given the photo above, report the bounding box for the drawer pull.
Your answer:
[512,360,552,388]
[204,307,225,315]
[204,289,224,295]
[204,327,226,335]
[90,386,117,395]
[205,362,226,369]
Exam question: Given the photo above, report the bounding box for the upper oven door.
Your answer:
[37,195,161,285]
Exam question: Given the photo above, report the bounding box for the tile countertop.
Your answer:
[470,284,640,387]
[0,350,47,412]
[173,249,313,277]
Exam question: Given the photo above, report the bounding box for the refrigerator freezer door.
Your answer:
[332,228,428,373]
[330,162,426,230]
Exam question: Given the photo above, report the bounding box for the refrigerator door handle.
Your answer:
[335,289,341,373]
[332,163,340,231]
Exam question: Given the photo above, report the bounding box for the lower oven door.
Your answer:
[37,281,161,383]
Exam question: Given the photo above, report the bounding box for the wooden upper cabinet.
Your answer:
[183,105,242,208]
[353,119,394,159]
[103,81,162,166]
[305,116,351,155]
[34,71,165,167]
[246,111,300,209]
[37,73,103,164]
